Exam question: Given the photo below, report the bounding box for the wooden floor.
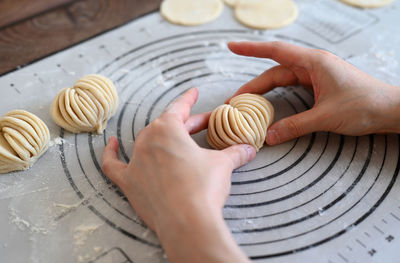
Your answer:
[0,0,162,75]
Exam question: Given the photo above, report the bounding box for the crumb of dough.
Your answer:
[73,224,102,246]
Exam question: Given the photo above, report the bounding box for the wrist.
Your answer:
[156,202,249,263]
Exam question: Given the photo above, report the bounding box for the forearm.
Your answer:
[156,203,250,263]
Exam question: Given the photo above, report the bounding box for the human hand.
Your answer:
[228,41,400,145]
[102,88,253,263]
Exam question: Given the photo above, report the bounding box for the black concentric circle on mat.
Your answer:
[59,29,400,259]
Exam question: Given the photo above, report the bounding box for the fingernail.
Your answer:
[267,130,280,145]
[245,145,256,159]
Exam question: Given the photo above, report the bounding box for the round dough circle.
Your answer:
[51,74,118,134]
[339,0,394,8]
[0,110,50,174]
[160,0,223,26]
[207,93,274,151]
[223,0,261,7]
[235,0,298,29]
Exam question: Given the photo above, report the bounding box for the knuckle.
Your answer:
[221,153,236,169]
[150,117,164,130]
[154,114,171,126]
[269,41,283,53]
[229,148,242,166]
[271,41,284,48]
[162,112,180,122]
[134,132,151,153]
[225,146,249,168]
[285,118,303,138]
[315,49,330,56]
[101,161,111,174]
[314,49,330,56]
[141,117,169,137]
[136,115,176,144]
[135,128,149,143]
[314,49,338,61]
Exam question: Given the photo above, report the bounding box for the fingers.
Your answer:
[266,109,322,145]
[228,41,312,69]
[164,88,199,122]
[225,65,300,103]
[102,136,128,185]
[222,144,256,170]
[185,112,212,134]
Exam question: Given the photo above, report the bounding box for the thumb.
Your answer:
[222,144,256,170]
[102,136,128,186]
[266,109,321,145]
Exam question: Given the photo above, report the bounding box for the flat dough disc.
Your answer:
[223,0,260,7]
[339,0,394,8]
[160,0,223,26]
[235,0,298,29]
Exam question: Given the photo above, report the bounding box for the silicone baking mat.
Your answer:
[1,0,400,262]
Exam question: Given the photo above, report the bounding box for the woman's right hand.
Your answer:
[228,41,400,145]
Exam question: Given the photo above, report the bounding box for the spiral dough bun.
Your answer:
[51,74,118,134]
[207,93,274,151]
[0,110,50,173]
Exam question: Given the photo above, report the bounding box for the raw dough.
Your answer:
[339,0,394,8]
[207,93,274,151]
[234,0,298,29]
[0,110,50,174]
[51,74,118,134]
[223,0,260,7]
[223,0,239,7]
[160,0,223,26]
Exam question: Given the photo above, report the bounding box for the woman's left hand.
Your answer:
[102,88,254,263]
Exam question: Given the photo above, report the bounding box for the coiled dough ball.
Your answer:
[207,93,274,151]
[0,110,50,174]
[51,74,118,134]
